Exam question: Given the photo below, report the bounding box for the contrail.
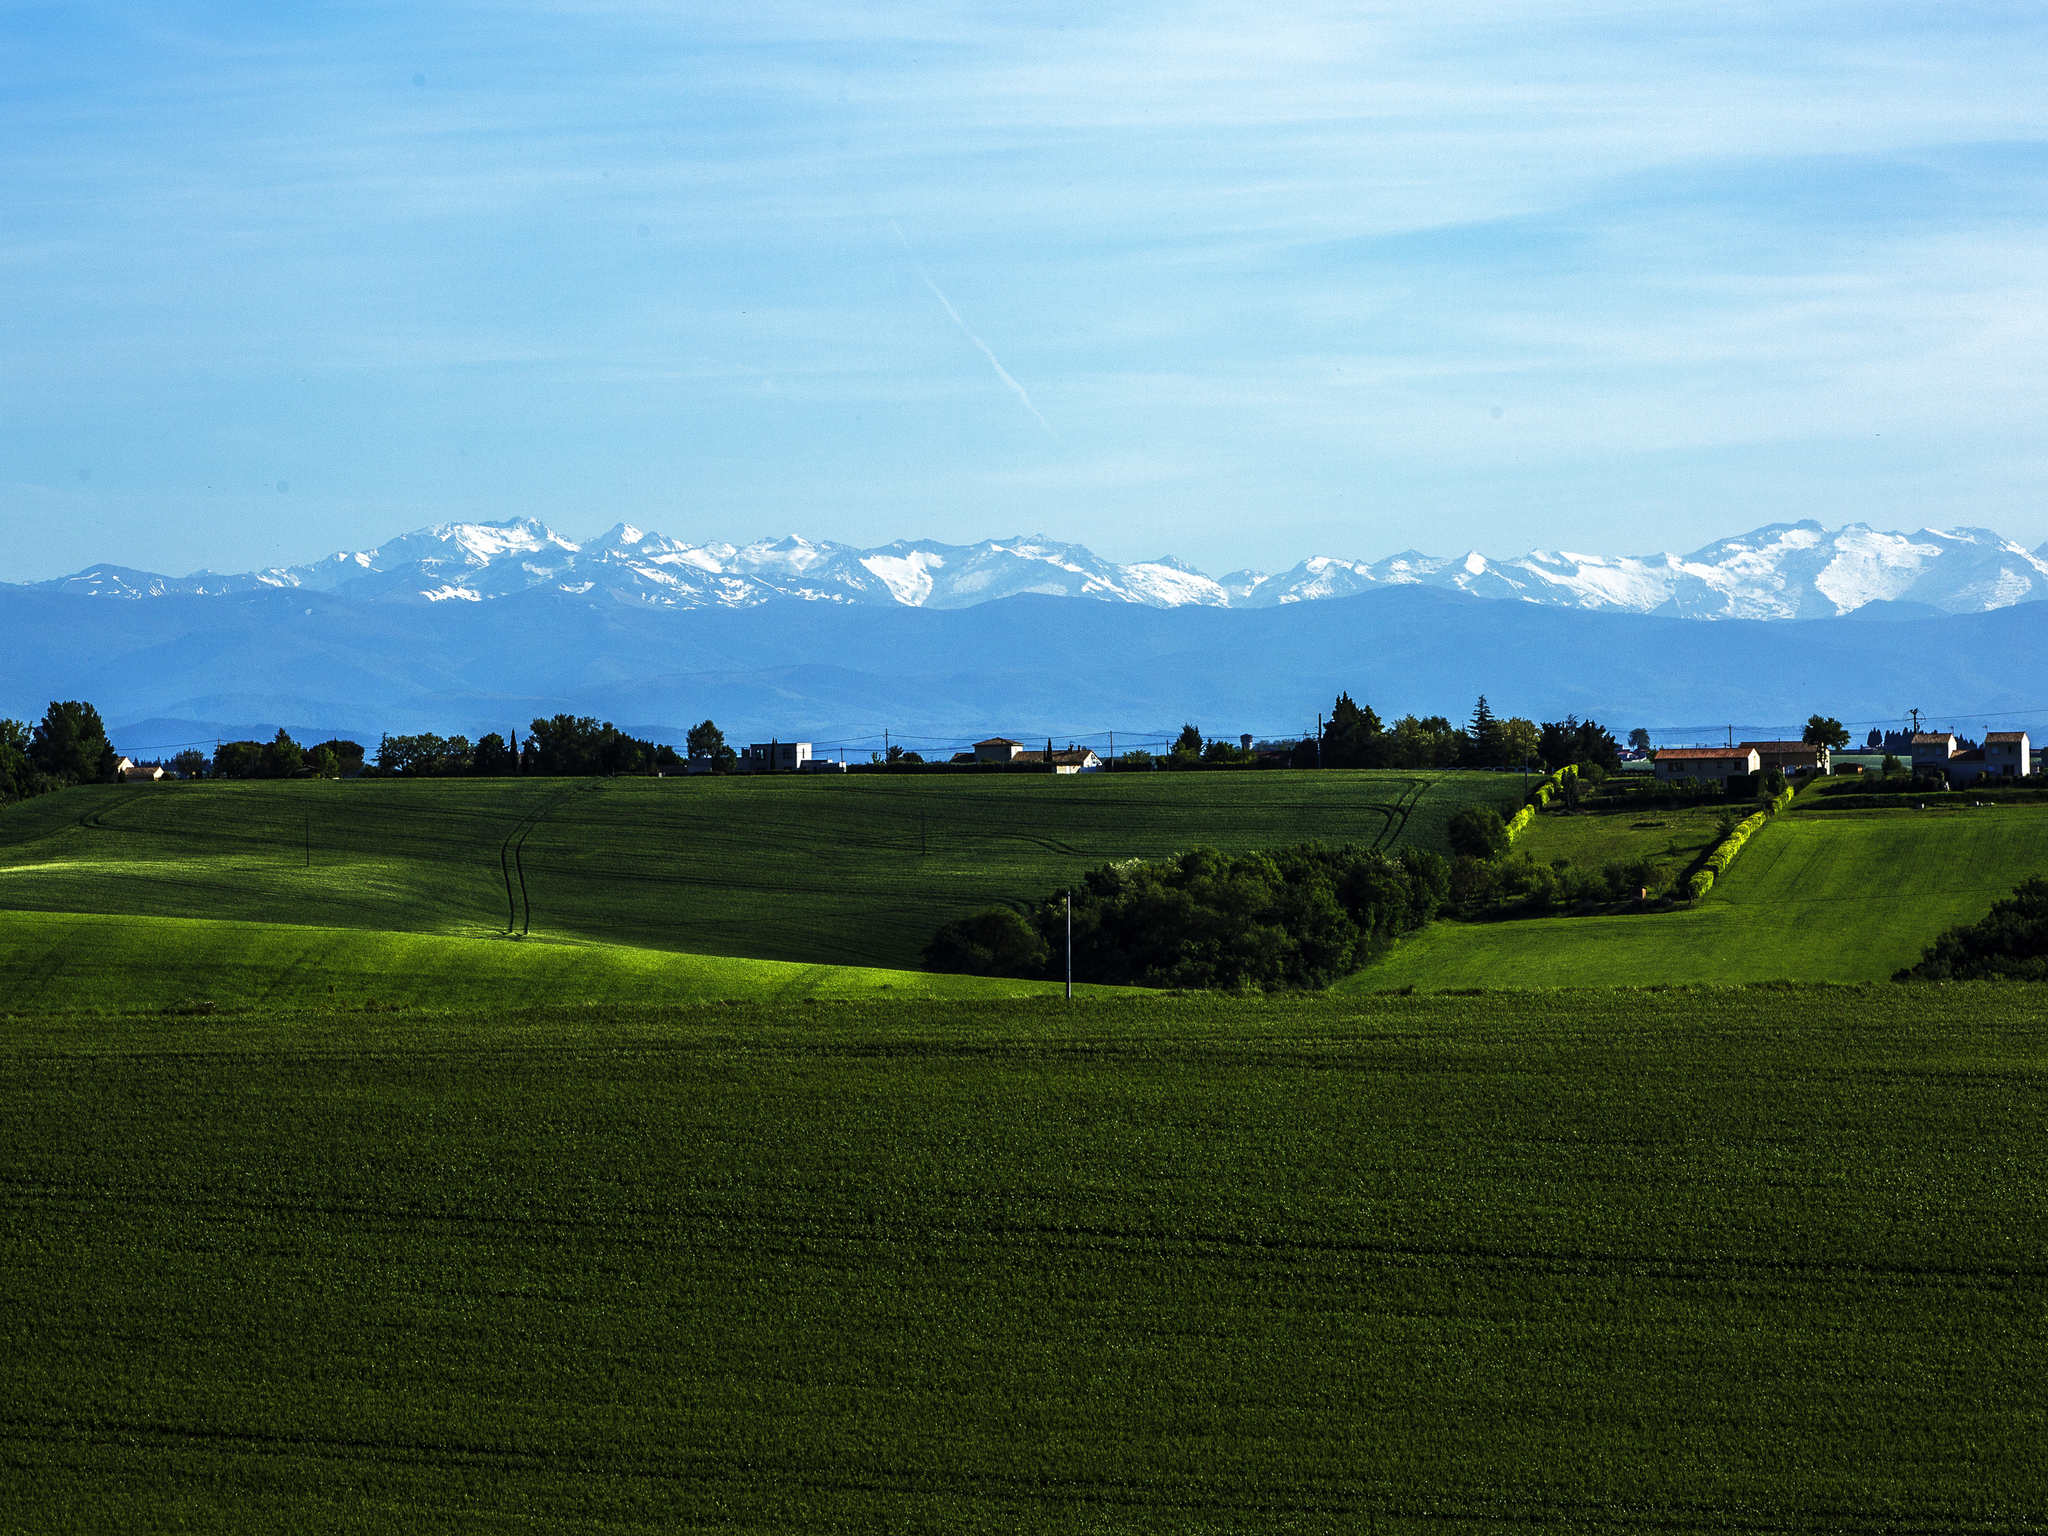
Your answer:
[892,221,1051,434]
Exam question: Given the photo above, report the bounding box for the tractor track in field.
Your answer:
[497,787,583,934]
[1368,777,1432,853]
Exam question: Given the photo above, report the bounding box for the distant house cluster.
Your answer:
[1651,739,1830,786]
[953,737,1105,774]
[1913,731,2032,785]
[1652,731,2034,788]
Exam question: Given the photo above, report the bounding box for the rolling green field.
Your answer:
[0,771,1510,972]
[1511,798,1731,891]
[1358,802,2048,990]
[3,987,2045,1533]
[0,908,1085,1016]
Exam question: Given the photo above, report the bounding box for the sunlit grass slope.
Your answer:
[0,908,1081,1017]
[1353,803,2048,990]
[0,771,1512,970]
[3,987,2045,1532]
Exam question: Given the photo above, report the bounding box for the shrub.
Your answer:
[922,907,1050,977]
[1897,877,2048,981]
[1447,805,1511,859]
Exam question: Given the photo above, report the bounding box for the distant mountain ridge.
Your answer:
[19,517,2048,620]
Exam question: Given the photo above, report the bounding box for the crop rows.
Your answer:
[3,987,2045,1531]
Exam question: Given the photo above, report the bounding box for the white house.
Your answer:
[1652,746,1760,785]
[114,757,164,782]
[742,741,811,771]
[1015,748,1104,775]
[1984,732,2032,779]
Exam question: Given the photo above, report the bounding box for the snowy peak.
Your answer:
[20,518,2048,619]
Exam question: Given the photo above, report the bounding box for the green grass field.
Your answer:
[1511,798,1731,891]
[0,771,1511,972]
[1358,802,2048,990]
[3,987,2044,1533]
[0,908,1088,1016]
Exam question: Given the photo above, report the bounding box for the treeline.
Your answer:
[1311,694,1620,771]
[925,843,1451,991]
[1897,878,2048,982]
[0,701,119,806]
[200,715,690,779]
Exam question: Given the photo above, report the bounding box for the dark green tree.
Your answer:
[923,907,1051,977]
[170,748,207,780]
[686,719,732,764]
[1803,715,1850,752]
[1171,723,1204,762]
[1627,727,1653,754]
[261,729,304,779]
[29,700,116,784]
[1465,696,1501,767]
[1322,693,1384,768]
[1446,804,1511,859]
[0,718,33,802]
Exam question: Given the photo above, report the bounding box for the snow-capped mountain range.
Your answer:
[23,518,2048,621]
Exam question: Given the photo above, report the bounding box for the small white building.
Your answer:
[114,757,164,782]
[1652,746,1760,785]
[1984,732,2032,780]
[742,741,812,772]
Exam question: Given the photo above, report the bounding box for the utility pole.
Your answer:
[1316,713,1323,769]
[1065,890,1072,1001]
[1726,724,1733,748]
[1108,730,1114,771]
[1909,707,1923,734]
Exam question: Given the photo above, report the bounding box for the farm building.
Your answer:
[1013,748,1103,775]
[1945,748,1991,786]
[114,758,164,783]
[972,737,1025,763]
[1910,733,1958,773]
[1985,732,2032,779]
[1738,740,1830,775]
[742,741,812,772]
[1652,746,1759,785]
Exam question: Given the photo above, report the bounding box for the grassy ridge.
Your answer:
[0,771,1510,970]
[0,909,1081,1016]
[1354,803,2048,990]
[3,988,2045,1532]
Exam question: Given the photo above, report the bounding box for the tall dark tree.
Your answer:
[261,728,305,779]
[1465,695,1501,767]
[1171,723,1204,763]
[1322,693,1384,768]
[29,700,116,784]
[0,718,33,802]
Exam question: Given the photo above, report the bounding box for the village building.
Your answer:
[1737,740,1830,776]
[1652,746,1760,785]
[1012,748,1103,775]
[1984,731,2033,779]
[114,757,164,782]
[972,737,1025,763]
[741,741,812,772]
[1910,733,1959,773]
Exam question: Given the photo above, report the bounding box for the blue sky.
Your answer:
[5,0,2047,580]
